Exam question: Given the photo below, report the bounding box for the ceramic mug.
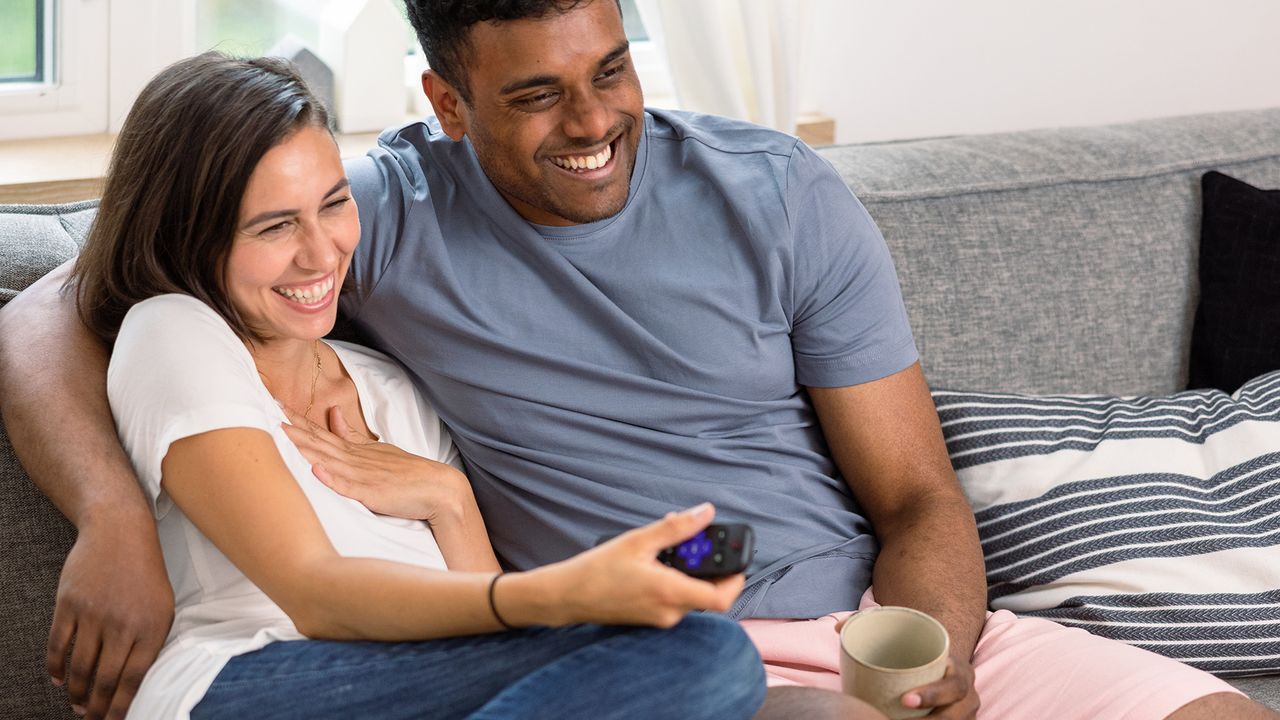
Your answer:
[839,606,951,719]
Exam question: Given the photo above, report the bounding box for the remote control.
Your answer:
[658,523,754,578]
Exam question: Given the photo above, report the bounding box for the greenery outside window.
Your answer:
[0,0,50,85]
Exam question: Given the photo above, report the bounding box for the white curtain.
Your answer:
[634,0,806,134]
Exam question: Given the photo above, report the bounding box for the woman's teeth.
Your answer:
[273,276,334,303]
[551,142,613,172]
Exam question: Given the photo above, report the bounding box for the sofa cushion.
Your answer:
[0,201,97,307]
[936,371,1280,677]
[1188,172,1280,393]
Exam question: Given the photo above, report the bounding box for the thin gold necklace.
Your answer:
[302,340,322,422]
[258,341,322,422]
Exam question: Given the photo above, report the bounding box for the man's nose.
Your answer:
[561,88,612,141]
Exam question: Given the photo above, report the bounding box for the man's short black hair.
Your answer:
[404,0,620,104]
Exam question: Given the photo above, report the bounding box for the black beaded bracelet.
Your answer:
[488,573,516,630]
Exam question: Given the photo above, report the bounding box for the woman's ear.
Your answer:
[422,70,468,142]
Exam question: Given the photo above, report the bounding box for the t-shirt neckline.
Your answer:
[527,113,652,243]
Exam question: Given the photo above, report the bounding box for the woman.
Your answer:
[70,52,764,720]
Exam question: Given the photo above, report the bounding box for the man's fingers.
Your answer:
[903,659,969,711]
[46,606,74,685]
[64,624,102,707]
[628,502,716,552]
[84,633,133,720]
[104,639,160,720]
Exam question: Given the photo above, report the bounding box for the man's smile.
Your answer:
[547,136,619,177]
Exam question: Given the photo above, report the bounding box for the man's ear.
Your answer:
[423,70,468,141]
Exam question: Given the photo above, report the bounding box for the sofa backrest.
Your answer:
[818,107,1280,395]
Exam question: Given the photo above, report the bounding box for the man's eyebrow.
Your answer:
[598,41,630,68]
[242,178,351,228]
[498,40,631,96]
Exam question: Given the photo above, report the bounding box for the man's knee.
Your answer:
[1167,691,1280,720]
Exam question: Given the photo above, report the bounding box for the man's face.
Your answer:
[437,0,644,226]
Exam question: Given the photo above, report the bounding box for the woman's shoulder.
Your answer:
[119,293,242,346]
[112,293,256,383]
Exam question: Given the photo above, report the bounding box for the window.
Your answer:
[0,0,49,84]
[0,0,108,141]
[0,0,671,142]
[195,0,414,58]
[621,0,649,42]
[620,0,677,108]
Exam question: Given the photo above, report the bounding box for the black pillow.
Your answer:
[1188,171,1280,392]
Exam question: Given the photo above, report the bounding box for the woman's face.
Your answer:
[226,124,359,344]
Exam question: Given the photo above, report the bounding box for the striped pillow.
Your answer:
[934,370,1280,677]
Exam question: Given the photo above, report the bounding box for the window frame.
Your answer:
[0,0,677,142]
[0,0,109,141]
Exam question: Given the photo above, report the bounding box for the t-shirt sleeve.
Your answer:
[342,140,415,321]
[786,142,919,387]
[107,295,275,517]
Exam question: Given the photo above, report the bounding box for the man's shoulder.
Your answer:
[645,108,802,162]
[341,117,462,179]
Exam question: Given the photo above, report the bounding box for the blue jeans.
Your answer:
[190,614,765,719]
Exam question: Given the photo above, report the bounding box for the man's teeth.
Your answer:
[551,143,613,172]
[273,276,334,303]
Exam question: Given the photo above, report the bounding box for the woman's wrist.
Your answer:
[417,466,472,524]
[492,566,573,628]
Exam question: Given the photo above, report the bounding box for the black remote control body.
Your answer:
[658,523,754,578]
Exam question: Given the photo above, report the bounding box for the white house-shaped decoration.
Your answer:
[302,0,407,133]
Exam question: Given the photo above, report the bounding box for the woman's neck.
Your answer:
[250,337,324,421]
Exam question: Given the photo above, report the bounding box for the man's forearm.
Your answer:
[868,491,987,659]
[0,262,154,531]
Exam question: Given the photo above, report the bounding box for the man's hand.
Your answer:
[47,518,173,720]
[281,405,470,523]
[833,615,979,719]
[900,650,979,719]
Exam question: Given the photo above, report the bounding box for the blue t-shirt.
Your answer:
[342,109,918,619]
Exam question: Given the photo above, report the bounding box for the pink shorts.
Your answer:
[740,589,1241,720]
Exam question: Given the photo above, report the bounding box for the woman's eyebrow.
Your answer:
[242,178,352,228]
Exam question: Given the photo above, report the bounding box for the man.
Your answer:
[0,1,1273,718]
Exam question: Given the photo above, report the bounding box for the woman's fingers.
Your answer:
[281,407,345,450]
[624,502,716,554]
[281,423,348,465]
[325,405,368,443]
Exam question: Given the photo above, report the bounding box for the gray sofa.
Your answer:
[4,107,1280,716]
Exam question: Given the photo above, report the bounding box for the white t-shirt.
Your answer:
[108,294,456,719]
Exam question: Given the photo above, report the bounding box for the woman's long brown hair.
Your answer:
[71,52,332,343]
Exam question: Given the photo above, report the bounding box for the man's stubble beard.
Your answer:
[469,122,639,226]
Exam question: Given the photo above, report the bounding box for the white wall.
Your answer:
[800,0,1280,144]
